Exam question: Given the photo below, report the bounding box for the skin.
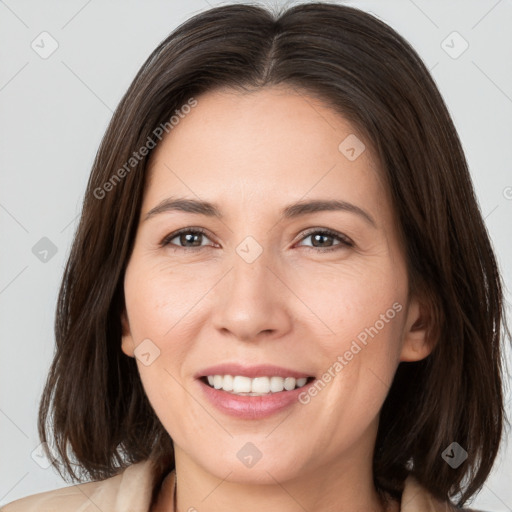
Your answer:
[121,86,433,512]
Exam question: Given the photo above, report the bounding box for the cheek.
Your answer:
[122,257,225,418]
[295,263,406,419]
[124,258,217,340]
[287,262,406,426]
[288,260,407,354]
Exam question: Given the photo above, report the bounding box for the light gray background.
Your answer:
[1,0,511,509]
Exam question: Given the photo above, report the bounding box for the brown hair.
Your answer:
[38,2,508,507]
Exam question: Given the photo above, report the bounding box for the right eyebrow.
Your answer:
[144,197,223,221]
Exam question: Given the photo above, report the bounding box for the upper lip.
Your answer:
[195,363,315,379]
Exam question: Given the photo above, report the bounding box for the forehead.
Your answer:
[144,86,389,221]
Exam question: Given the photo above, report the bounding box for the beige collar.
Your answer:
[146,462,459,512]
[4,457,479,511]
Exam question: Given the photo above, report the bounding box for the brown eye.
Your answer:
[297,229,353,251]
[161,228,214,249]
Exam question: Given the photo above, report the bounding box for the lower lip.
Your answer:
[197,378,316,420]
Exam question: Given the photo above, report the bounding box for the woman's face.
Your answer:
[121,86,430,484]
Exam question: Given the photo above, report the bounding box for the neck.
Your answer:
[170,445,391,512]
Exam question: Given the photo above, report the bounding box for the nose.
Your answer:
[211,252,293,342]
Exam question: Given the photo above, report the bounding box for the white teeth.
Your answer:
[204,375,311,395]
[213,375,223,389]
[270,376,284,392]
[251,377,270,394]
[284,377,296,391]
[222,374,234,391]
[232,375,252,393]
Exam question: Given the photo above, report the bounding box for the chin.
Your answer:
[195,446,308,484]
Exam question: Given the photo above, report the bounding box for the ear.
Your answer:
[399,297,435,362]
[121,307,135,358]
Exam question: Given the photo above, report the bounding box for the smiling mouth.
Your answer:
[200,375,316,396]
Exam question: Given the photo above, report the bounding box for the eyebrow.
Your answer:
[144,197,376,227]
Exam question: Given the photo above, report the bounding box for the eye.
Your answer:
[160,228,216,250]
[159,227,353,252]
[296,228,354,252]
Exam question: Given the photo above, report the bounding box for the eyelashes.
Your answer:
[160,227,354,253]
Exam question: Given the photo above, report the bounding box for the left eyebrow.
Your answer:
[143,197,376,228]
[281,199,376,227]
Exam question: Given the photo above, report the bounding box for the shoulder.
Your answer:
[0,476,121,512]
[0,459,158,512]
[402,475,489,512]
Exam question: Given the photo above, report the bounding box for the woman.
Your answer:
[3,2,507,511]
